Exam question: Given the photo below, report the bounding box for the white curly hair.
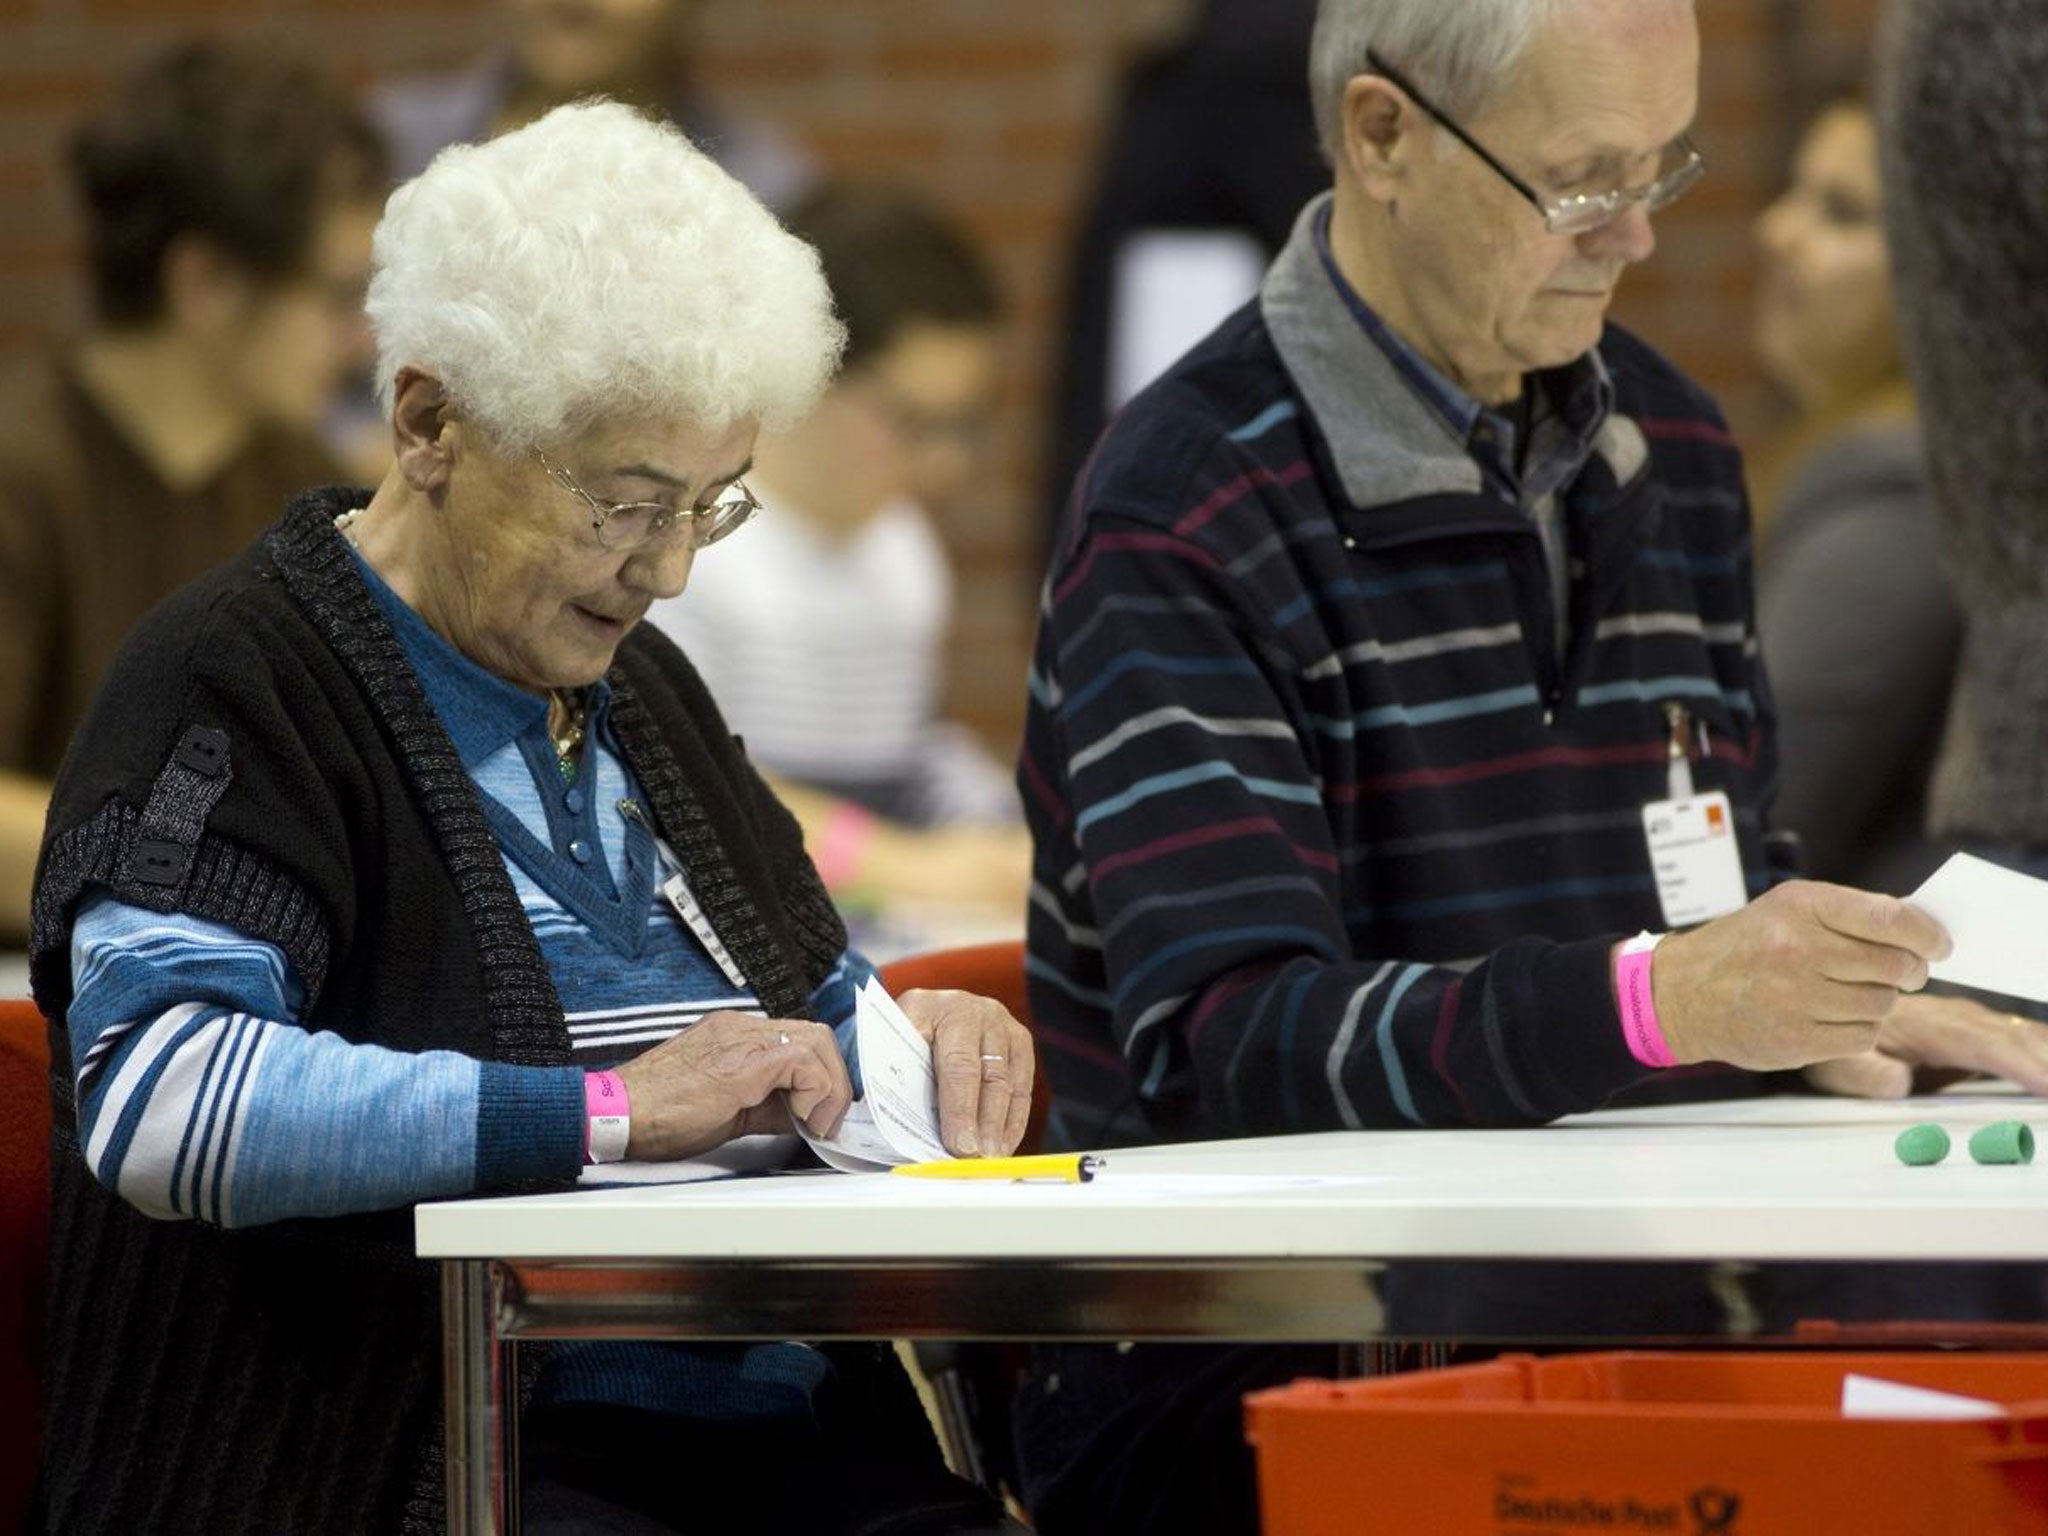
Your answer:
[366,99,844,449]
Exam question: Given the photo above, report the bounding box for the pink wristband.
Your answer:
[1614,932,1676,1069]
[583,1070,630,1164]
[812,802,877,891]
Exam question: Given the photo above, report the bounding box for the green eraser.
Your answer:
[1968,1121,2035,1165]
[1895,1124,1951,1166]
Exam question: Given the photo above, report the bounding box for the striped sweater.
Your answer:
[1020,195,1783,1150]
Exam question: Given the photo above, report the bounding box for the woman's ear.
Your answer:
[389,367,454,495]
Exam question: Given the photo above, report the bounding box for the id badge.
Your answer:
[1642,790,1747,928]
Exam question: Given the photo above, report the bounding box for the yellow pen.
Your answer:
[891,1153,1104,1184]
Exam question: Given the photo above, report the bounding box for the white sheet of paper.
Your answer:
[793,978,951,1171]
[853,977,952,1162]
[1910,853,2048,1002]
[1840,1373,2004,1420]
[576,1133,800,1187]
[797,1099,903,1174]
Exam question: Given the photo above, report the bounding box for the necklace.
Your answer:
[547,688,587,781]
[333,508,363,545]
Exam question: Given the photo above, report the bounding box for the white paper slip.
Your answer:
[576,1133,801,1187]
[1840,1373,2004,1421]
[1910,853,2048,1003]
[793,978,952,1173]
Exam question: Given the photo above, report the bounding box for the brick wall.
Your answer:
[0,0,1881,755]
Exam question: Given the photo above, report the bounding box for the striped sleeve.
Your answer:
[65,894,583,1228]
[1034,514,1643,1134]
[810,947,877,1095]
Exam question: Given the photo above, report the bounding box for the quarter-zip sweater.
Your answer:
[1020,194,1783,1150]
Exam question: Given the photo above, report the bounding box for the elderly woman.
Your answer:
[29,103,1031,1536]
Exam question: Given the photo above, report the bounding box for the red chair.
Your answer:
[878,940,1048,1155]
[0,998,50,1529]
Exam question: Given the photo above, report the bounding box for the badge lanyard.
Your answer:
[618,798,750,990]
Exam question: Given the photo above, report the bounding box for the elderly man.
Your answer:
[1014,1,2048,1531]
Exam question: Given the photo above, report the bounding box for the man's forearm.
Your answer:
[0,769,50,945]
[1153,934,1647,1135]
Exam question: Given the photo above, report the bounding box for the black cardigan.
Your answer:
[29,488,847,1534]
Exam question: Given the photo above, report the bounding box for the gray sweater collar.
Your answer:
[1260,192,1645,511]
[1261,193,1485,508]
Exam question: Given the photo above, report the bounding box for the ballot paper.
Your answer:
[792,978,952,1173]
[1909,853,2048,1003]
[1840,1373,2003,1421]
[575,1133,801,1188]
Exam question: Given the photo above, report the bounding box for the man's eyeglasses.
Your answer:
[537,449,760,553]
[1364,49,1705,237]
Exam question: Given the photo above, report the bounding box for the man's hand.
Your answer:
[896,988,1036,1158]
[614,1012,854,1161]
[1652,881,1952,1070]
[1806,993,2048,1099]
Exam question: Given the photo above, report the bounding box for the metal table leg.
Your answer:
[444,1259,517,1535]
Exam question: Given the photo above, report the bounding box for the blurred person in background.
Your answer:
[350,0,814,494]
[1043,0,1323,566]
[647,185,1031,925]
[0,40,384,947]
[371,0,812,202]
[1752,82,1961,895]
[1880,2,2048,905]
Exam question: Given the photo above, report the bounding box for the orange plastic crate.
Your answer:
[1245,1352,2048,1534]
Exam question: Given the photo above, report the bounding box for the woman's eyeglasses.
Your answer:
[537,449,761,552]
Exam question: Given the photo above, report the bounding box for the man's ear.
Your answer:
[389,367,454,495]
[1341,74,1417,208]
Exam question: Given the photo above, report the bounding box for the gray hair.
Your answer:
[1309,0,1690,164]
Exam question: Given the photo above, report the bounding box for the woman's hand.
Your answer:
[896,988,1036,1158]
[614,1012,854,1160]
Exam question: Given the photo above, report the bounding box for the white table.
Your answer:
[417,1091,2048,1533]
